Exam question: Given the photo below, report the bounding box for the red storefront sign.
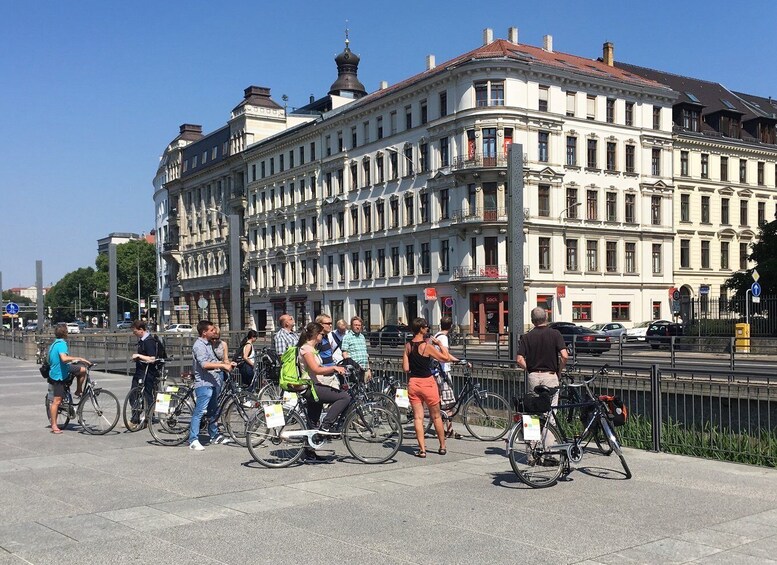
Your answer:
[556,285,566,298]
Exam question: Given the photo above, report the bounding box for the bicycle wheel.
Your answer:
[600,416,632,479]
[256,381,283,403]
[245,407,307,468]
[148,392,194,446]
[45,394,71,429]
[461,392,511,441]
[122,386,147,432]
[222,394,260,447]
[590,421,614,456]
[365,391,400,422]
[343,405,403,464]
[508,420,564,488]
[77,389,120,435]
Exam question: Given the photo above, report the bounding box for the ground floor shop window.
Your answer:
[611,302,630,321]
[652,301,661,320]
[572,301,592,322]
[536,294,554,322]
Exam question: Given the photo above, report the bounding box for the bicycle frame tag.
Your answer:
[165,386,179,393]
[155,393,172,414]
[282,391,298,408]
[523,415,541,441]
[395,388,410,409]
[264,403,285,428]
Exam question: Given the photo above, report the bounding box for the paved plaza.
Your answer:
[1,355,776,564]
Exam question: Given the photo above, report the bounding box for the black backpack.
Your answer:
[152,334,168,360]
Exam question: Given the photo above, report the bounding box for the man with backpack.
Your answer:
[130,320,159,424]
[315,314,337,366]
[273,314,298,357]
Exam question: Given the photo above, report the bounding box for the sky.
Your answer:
[1,0,775,289]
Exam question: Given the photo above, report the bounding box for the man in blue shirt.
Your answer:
[315,314,336,366]
[188,320,235,451]
[48,324,91,434]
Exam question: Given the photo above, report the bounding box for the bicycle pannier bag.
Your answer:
[600,394,628,426]
[521,392,552,414]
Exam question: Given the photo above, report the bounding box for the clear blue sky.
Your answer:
[1,0,775,289]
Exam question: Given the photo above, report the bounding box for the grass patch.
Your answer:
[621,414,777,467]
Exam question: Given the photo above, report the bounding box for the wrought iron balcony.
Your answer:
[451,264,508,281]
[162,241,179,253]
[450,207,507,224]
[451,153,508,171]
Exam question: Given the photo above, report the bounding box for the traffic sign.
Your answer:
[672,290,681,301]
[699,285,710,296]
[753,296,761,304]
[752,269,760,282]
[91,316,98,325]
[5,303,19,315]
[751,282,762,297]
[197,297,209,310]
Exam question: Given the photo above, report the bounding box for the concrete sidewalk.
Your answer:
[1,355,776,564]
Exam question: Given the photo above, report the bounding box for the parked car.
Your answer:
[164,323,193,334]
[65,322,81,334]
[625,320,669,342]
[24,323,37,332]
[548,322,611,355]
[589,322,627,338]
[368,324,413,348]
[116,321,134,330]
[645,321,684,348]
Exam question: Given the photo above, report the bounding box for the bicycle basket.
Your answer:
[521,392,552,414]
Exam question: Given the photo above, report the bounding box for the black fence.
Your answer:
[683,294,777,336]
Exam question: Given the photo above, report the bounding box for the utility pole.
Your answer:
[507,143,525,360]
[109,244,118,330]
[36,261,43,330]
[137,252,141,320]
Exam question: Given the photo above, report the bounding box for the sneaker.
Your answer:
[213,434,233,445]
[303,448,325,462]
[316,424,339,436]
[189,440,205,451]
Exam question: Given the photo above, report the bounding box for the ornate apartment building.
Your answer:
[616,64,777,317]
[154,28,775,335]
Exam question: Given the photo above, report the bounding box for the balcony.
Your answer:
[450,207,507,224]
[451,153,508,171]
[451,264,508,281]
[162,241,179,253]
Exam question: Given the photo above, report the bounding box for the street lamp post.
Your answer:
[208,208,241,332]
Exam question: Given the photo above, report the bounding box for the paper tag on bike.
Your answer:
[264,403,285,428]
[282,391,298,407]
[395,388,410,409]
[164,386,179,393]
[155,393,172,414]
[523,415,541,441]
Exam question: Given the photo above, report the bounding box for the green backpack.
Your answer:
[279,346,317,400]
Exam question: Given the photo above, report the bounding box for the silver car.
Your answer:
[589,322,627,338]
[625,320,669,342]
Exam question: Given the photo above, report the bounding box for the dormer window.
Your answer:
[682,108,700,132]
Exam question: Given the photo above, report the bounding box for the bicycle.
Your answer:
[378,361,511,441]
[44,363,120,435]
[122,360,170,432]
[148,367,255,446]
[556,364,616,456]
[506,365,631,488]
[244,362,403,468]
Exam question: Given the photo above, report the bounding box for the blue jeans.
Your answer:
[188,384,221,444]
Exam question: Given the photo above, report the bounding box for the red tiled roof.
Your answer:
[354,39,668,109]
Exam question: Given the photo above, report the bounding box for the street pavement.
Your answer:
[1,355,777,564]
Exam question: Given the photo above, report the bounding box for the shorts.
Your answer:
[408,376,440,407]
[48,379,66,398]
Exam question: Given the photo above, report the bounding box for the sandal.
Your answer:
[51,429,63,434]
[414,450,427,458]
[438,448,447,455]
[445,429,462,440]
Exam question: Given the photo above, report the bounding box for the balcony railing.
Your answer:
[451,153,508,171]
[162,241,179,253]
[450,207,507,224]
[451,264,508,281]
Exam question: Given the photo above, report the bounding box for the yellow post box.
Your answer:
[735,323,750,353]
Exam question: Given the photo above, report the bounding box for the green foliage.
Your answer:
[725,219,777,297]
[622,414,776,467]
[45,239,157,323]
[1,291,33,305]
[45,267,98,322]
[94,239,156,315]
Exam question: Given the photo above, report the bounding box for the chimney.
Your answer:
[543,34,553,52]
[603,41,614,66]
[483,28,493,45]
[508,27,518,44]
[179,124,202,135]
[244,86,271,99]
[426,54,436,70]
[309,95,315,103]
[379,80,388,90]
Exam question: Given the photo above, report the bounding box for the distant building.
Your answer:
[8,286,48,302]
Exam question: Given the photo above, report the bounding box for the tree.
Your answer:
[94,239,157,319]
[1,291,33,305]
[724,219,777,297]
[45,267,99,323]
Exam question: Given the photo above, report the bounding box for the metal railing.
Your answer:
[449,207,508,224]
[451,153,508,170]
[451,264,508,281]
